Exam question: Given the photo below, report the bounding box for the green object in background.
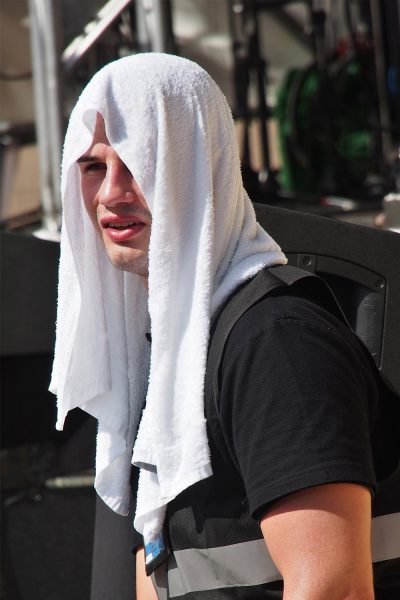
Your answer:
[275,50,383,197]
[275,67,321,194]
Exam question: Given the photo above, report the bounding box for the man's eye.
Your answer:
[83,162,106,173]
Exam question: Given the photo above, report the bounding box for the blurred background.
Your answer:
[1,1,399,599]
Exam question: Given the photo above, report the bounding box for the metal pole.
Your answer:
[28,0,62,231]
[62,0,134,72]
[135,0,151,52]
[44,0,63,220]
[141,0,176,54]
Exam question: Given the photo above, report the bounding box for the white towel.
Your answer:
[50,53,287,542]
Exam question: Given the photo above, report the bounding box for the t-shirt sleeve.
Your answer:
[131,528,143,552]
[218,296,378,519]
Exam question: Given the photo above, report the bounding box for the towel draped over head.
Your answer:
[50,53,286,541]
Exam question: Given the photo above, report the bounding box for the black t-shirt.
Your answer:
[218,279,382,519]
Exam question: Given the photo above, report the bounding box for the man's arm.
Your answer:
[260,483,373,600]
[136,547,158,600]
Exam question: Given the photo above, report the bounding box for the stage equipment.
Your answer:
[230,0,399,204]
[275,42,387,198]
[255,203,400,395]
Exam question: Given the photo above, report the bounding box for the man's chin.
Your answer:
[107,250,149,278]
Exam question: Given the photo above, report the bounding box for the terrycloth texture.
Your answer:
[50,54,287,542]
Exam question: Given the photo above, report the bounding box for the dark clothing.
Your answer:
[217,281,379,516]
[133,278,400,598]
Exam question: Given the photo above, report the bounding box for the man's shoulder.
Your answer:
[221,275,376,395]
[227,276,348,344]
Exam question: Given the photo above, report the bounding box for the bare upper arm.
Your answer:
[260,483,374,600]
[136,547,158,600]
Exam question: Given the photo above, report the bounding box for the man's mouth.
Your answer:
[99,216,148,243]
[105,220,144,230]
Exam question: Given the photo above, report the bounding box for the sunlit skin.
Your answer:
[77,115,152,279]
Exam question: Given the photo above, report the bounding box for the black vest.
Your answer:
[152,266,400,600]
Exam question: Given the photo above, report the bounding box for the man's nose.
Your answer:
[98,160,134,207]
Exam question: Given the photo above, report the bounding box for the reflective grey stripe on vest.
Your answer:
[168,539,281,597]
[155,512,400,598]
[371,512,400,563]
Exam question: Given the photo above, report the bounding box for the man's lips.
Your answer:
[99,214,148,227]
[99,215,148,242]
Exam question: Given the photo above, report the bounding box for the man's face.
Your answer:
[78,115,152,278]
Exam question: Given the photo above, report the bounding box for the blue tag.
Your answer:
[144,531,170,575]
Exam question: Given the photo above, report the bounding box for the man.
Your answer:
[51,54,399,599]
